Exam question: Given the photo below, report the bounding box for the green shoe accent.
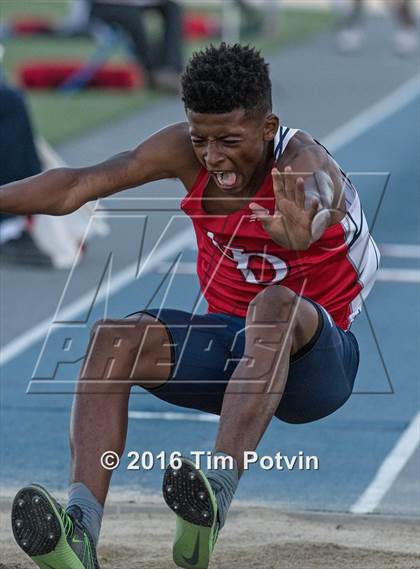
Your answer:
[163,457,220,569]
[11,484,100,569]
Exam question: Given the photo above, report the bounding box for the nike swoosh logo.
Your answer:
[182,534,200,566]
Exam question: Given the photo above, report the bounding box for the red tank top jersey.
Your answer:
[180,127,380,330]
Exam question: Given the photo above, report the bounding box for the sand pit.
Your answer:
[1,494,419,569]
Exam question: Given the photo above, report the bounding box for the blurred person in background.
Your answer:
[0,48,52,266]
[0,80,107,269]
[335,0,418,55]
[0,44,101,269]
[88,0,184,92]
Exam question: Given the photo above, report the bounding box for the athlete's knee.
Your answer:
[247,285,298,325]
[89,317,142,354]
[125,315,173,382]
[239,287,297,381]
[82,315,169,381]
[245,286,319,358]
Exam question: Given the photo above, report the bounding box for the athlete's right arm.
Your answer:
[0,123,195,215]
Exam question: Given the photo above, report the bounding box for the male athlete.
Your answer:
[1,44,379,569]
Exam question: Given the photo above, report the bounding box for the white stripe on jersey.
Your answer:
[274,126,299,160]
[337,181,380,325]
[273,125,379,328]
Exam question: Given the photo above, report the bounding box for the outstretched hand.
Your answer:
[249,166,331,250]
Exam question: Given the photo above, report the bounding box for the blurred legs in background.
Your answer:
[89,2,154,82]
[149,0,184,83]
[235,0,264,35]
[89,1,183,92]
[58,0,92,36]
[392,0,419,55]
[335,0,364,53]
[335,0,418,55]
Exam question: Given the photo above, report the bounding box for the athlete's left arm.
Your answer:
[250,142,346,250]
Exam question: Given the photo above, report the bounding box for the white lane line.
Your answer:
[1,74,419,366]
[128,410,219,423]
[0,227,194,366]
[323,74,420,151]
[376,269,420,283]
[379,243,420,258]
[350,412,420,514]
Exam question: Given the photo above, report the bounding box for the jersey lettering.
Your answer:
[207,231,288,285]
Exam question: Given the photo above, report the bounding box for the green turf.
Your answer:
[0,1,333,144]
[0,0,68,20]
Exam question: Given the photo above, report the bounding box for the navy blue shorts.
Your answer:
[129,301,359,424]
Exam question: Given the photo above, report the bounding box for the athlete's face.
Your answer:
[187,108,278,195]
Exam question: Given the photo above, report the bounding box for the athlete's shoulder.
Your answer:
[278,128,347,215]
[131,121,200,185]
[164,122,201,187]
[144,121,195,158]
[279,129,343,179]
[278,130,325,166]
[161,121,191,141]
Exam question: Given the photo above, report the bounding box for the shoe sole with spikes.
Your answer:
[12,484,92,568]
[162,457,219,569]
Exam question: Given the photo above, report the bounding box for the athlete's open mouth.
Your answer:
[211,171,238,189]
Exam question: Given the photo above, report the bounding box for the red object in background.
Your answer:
[183,13,221,40]
[13,13,221,39]
[18,60,144,90]
[11,18,54,35]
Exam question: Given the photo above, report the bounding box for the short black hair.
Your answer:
[181,43,272,116]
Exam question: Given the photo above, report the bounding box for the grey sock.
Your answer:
[205,452,239,529]
[67,482,103,547]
